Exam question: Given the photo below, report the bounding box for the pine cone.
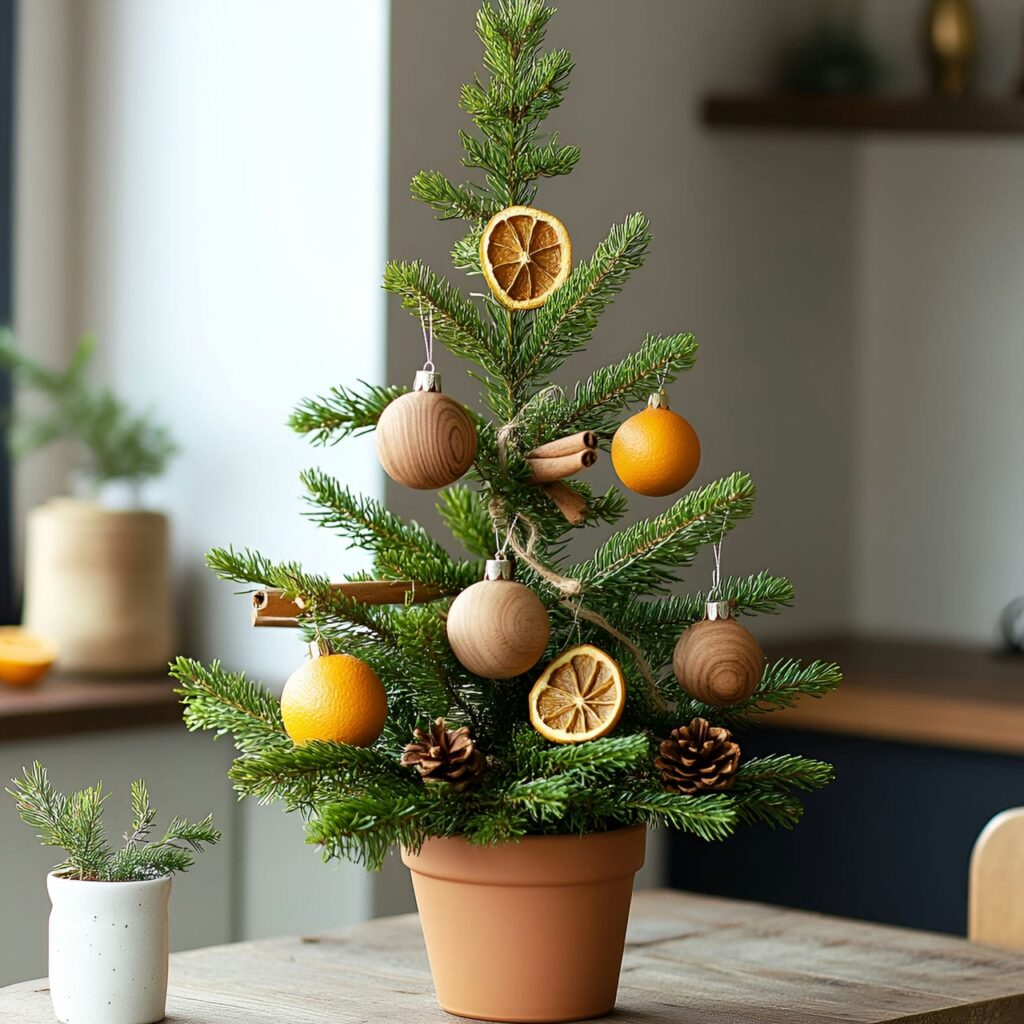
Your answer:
[401,718,485,793]
[656,717,740,795]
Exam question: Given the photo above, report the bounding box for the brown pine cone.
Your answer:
[401,718,485,793]
[656,717,740,795]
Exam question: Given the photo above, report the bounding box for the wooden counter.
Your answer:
[0,673,181,742]
[767,637,1024,756]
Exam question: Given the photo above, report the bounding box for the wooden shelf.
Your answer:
[702,94,1024,136]
[766,636,1024,755]
[0,673,182,742]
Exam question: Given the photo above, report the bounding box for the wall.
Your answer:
[11,0,390,962]
[855,0,1024,642]
[381,0,860,909]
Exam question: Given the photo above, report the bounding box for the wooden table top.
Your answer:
[4,889,1024,1023]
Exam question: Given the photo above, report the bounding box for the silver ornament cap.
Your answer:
[413,369,442,393]
[705,600,733,622]
[483,556,513,581]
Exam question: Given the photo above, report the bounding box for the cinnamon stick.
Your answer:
[252,580,443,627]
[541,481,589,525]
[526,448,596,484]
[527,431,598,460]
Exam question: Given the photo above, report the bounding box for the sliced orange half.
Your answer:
[0,627,58,687]
[529,644,625,744]
[480,205,572,310]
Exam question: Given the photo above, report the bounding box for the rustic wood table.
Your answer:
[4,889,1024,1023]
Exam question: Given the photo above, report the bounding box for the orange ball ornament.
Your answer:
[611,390,700,497]
[281,640,388,747]
[446,558,551,679]
[673,601,763,707]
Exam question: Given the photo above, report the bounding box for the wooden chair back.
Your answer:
[969,807,1024,951]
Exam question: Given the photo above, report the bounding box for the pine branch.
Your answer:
[205,546,331,598]
[300,468,476,591]
[618,789,738,841]
[289,382,406,446]
[731,755,835,830]
[172,658,291,756]
[437,486,495,559]
[411,171,500,222]
[519,332,698,441]
[307,787,435,871]
[696,658,842,726]
[383,261,498,374]
[574,472,757,594]
[9,762,219,881]
[514,214,651,388]
[229,741,405,809]
[615,572,795,670]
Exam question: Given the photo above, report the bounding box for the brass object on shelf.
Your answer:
[926,0,976,98]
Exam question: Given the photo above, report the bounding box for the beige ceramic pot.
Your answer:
[23,498,174,674]
[402,826,646,1023]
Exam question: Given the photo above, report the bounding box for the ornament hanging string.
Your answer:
[417,300,435,372]
[707,510,730,603]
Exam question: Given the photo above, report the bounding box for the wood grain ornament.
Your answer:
[673,616,764,707]
[375,390,477,490]
[446,579,551,679]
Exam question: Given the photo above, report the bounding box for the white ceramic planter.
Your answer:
[47,872,171,1024]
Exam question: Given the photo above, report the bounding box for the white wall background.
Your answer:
[10,0,390,977]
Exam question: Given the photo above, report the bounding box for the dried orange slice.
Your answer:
[0,627,58,687]
[480,205,571,310]
[528,644,625,744]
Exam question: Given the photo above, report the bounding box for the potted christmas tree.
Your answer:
[172,2,841,1020]
[8,762,220,1024]
[0,332,178,675]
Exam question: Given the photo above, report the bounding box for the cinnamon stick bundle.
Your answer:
[527,431,597,460]
[541,482,589,525]
[252,580,442,627]
[526,448,597,484]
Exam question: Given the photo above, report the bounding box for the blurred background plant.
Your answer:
[0,330,177,493]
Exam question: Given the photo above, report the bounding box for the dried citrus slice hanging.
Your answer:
[528,644,626,744]
[0,627,58,687]
[480,205,572,310]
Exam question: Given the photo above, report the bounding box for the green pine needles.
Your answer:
[9,763,220,882]
[172,0,841,871]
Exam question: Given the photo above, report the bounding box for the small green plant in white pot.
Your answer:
[0,331,178,674]
[8,763,220,1024]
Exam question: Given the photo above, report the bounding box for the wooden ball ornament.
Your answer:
[446,557,551,679]
[375,369,477,490]
[672,601,763,707]
[611,389,700,497]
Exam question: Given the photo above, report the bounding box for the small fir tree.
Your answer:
[172,0,840,871]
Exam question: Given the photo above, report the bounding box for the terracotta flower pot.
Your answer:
[402,826,646,1023]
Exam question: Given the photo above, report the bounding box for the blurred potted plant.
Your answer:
[8,762,220,1024]
[0,331,178,674]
